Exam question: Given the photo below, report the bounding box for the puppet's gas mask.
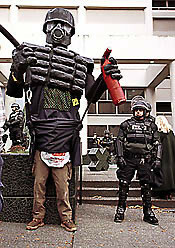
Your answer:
[43,8,75,47]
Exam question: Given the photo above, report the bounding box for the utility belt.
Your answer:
[124,151,151,160]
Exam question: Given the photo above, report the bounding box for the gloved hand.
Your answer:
[102,57,123,81]
[117,156,126,169]
[22,46,37,66]
[152,159,161,173]
[11,44,36,76]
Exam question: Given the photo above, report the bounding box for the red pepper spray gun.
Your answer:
[101,48,126,106]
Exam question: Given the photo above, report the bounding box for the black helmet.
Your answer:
[131,100,148,111]
[131,95,145,110]
[43,8,75,37]
[11,103,20,109]
[104,130,110,134]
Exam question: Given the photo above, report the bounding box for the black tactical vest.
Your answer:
[124,118,154,154]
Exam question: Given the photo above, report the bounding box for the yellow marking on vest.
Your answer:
[72,98,79,106]
[12,73,17,82]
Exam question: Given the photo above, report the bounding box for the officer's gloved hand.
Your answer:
[153,159,161,173]
[11,44,36,76]
[117,156,126,169]
[103,57,123,81]
[22,46,37,66]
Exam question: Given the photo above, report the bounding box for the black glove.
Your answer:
[2,134,8,143]
[103,57,122,81]
[22,46,37,66]
[117,156,126,169]
[152,159,161,173]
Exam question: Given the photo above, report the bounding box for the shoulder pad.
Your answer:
[70,50,94,74]
[18,42,40,50]
[120,119,130,129]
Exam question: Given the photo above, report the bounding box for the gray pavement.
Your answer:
[74,204,175,248]
[0,166,175,247]
[0,205,175,248]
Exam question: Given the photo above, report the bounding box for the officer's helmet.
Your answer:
[131,100,149,118]
[131,95,145,110]
[43,8,75,37]
[104,130,110,137]
[11,103,20,110]
[104,130,110,134]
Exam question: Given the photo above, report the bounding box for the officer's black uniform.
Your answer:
[114,99,162,225]
[3,103,24,146]
[8,107,24,146]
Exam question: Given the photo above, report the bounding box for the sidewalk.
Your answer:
[74,204,175,248]
[0,166,175,248]
[0,205,175,248]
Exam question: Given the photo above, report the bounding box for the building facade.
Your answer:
[0,0,175,153]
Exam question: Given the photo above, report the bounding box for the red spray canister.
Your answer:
[101,48,126,106]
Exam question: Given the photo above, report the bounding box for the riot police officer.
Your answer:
[3,103,24,147]
[114,98,162,225]
[101,130,113,151]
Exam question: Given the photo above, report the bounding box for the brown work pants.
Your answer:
[32,150,72,222]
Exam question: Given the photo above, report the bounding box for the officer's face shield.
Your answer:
[134,108,144,117]
[11,106,18,112]
[45,20,72,47]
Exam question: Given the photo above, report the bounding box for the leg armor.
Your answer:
[141,183,158,225]
[114,180,129,223]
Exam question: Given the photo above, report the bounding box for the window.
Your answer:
[88,104,96,114]
[109,125,120,137]
[88,88,145,115]
[98,101,116,114]
[153,0,175,7]
[118,102,132,114]
[88,89,116,115]
[156,102,171,112]
[153,19,175,36]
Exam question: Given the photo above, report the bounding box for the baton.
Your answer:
[0,24,20,48]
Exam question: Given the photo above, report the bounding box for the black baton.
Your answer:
[0,24,20,48]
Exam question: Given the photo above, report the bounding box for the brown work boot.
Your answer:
[61,220,77,232]
[26,218,44,230]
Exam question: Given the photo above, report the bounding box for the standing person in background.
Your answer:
[3,103,24,150]
[152,116,175,199]
[0,88,6,212]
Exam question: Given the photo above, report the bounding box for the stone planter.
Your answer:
[0,153,79,224]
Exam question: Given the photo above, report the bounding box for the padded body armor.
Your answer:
[11,42,94,96]
[118,117,159,155]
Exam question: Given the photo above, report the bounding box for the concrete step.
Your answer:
[78,196,175,208]
[81,187,141,197]
[81,180,140,188]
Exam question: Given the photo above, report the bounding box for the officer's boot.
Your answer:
[114,181,129,223]
[141,184,158,225]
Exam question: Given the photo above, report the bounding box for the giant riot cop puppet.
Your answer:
[6,8,122,231]
[114,98,162,225]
